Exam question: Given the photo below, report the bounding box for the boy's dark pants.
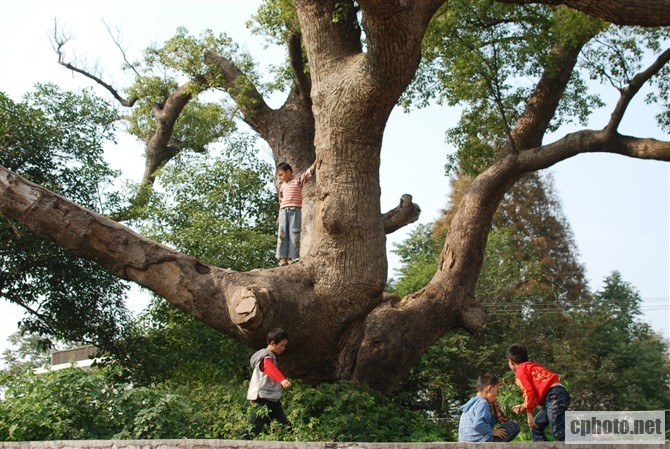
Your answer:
[490,420,521,442]
[239,398,291,440]
[531,385,571,441]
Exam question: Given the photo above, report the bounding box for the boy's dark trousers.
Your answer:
[531,385,571,441]
[490,420,521,442]
[239,398,291,440]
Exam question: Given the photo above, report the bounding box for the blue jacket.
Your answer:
[458,396,495,442]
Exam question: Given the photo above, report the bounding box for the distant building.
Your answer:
[34,345,98,374]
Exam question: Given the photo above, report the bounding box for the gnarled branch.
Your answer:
[495,0,670,27]
[382,194,421,234]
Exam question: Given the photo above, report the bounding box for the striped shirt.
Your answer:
[279,167,314,208]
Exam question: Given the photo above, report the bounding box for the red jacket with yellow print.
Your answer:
[514,361,560,412]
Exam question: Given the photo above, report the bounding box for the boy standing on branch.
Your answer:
[275,162,315,266]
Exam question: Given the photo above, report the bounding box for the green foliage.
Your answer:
[0,366,249,441]
[252,381,448,442]
[388,223,441,296]
[0,85,118,205]
[568,272,670,411]
[250,0,300,45]
[404,0,638,175]
[248,0,313,94]
[0,86,131,349]
[108,298,250,386]
[123,27,255,149]
[133,134,277,270]
[581,26,670,132]
[0,368,118,440]
[0,367,446,441]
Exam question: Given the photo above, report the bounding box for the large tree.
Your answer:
[1,0,670,394]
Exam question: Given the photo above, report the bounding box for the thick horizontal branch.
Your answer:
[0,165,312,338]
[382,194,421,234]
[495,0,670,26]
[515,130,670,173]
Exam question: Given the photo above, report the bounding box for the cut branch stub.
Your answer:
[382,194,421,234]
[228,285,268,328]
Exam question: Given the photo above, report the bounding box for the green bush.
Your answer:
[0,369,447,442]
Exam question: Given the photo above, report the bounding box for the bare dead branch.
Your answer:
[103,19,142,79]
[51,19,137,107]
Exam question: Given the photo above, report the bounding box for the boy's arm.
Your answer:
[515,374,539,412]
[492,399,509,423]
[472,401,494,440]
[261,357,292,389]
[298,162,316,186]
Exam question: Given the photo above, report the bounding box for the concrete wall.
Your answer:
[1,440,668,449]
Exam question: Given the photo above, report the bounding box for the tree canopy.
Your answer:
[1,0,669,395]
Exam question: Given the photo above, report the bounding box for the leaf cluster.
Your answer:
[131,134,278,270]
[0,366,248,440]
[403,0,670,176]
[0,365,447,441]
[0,85,118,207]
[123,27,254,150]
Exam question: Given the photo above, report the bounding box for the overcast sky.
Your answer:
[1,0,668,357]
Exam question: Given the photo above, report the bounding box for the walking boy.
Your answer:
[507,343,571,441]
[458,373,520,442]
[240,328,292,439]
[275,161,315,266]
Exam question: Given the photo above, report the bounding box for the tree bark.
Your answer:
[495,0,670,26]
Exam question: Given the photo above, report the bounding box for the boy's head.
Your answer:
[476,373,500,403]
[267,328,289,355]
[276,162,293,183]
[506,343,529,370]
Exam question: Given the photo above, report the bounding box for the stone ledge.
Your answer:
[1,441,668,449]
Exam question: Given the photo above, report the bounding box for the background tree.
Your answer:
[389,172,590,429]
[0,86,131,350]
[389,174,670,438]
[0,332,52,376]
[570,272,670,411]
[1,0,670,394]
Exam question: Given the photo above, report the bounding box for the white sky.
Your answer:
[1,0,668,356]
